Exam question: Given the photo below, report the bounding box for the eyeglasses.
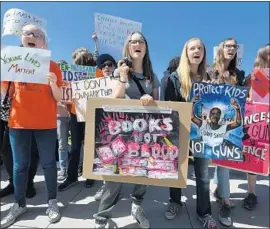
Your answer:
[224,44,239,49]
[100,61,113,69]
[22,30,43,39]
[129,40,145,45]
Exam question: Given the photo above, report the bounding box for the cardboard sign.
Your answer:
[94,13,142,61]
[2,8,47,37]
[71,76,118,122]
[213,103,269,175]
[251,68,269,103]
[1,46,51,84]
[83,98,192,188]
[189,82,249,160]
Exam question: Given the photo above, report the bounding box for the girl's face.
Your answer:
[187,39,204,65]
[128,33,146,60]
[21,25,46,49]
[223,40,238,61]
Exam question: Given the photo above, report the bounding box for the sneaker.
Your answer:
[0,203,27,228]
[26,184,36,199]
[85,179,95,188]
[219,204,232,227]
[46,199,61,223]
[58,169,67,181]
[198,214,218,229]
[94,183,106,201]
[58,179,78,192]
[242,193,257,210]
[164,203,181,220]
[0,183,14,198]
[94,219,108,229]
[78,165,83,177]
[131,203,150,229]
[213,188,235,208]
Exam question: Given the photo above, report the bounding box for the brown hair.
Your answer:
[72,48,96,66]
[122,31,155,81]
[253,44,270,68]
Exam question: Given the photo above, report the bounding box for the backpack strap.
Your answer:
[132,76,146,96]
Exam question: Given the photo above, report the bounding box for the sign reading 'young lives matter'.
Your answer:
[213,102,269,175]
[189,82,249,161]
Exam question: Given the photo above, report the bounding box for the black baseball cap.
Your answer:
[96,54,116,69]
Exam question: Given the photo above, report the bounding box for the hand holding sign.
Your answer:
[47,72,57,84]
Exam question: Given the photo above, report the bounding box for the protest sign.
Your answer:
[83,98,192,188]
[2,8,47,37]
[71,76,118,122]
[94,13,142,61]
[213,44,244,69]
[1,46,51,84]
[189,82,249,160]
[251,68,269,104]
[213,103,269,175]
[58,64,97,103]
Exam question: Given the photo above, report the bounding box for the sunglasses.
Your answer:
[22,30,44,39]
[129,40,145,45]
[100,61,113,69]
[224,44,239,49]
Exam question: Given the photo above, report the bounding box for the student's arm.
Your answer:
[191,95,203,128]
[48,63,62,102]
[92,32,99,61]
[112,62,130,99]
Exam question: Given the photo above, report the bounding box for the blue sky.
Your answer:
[1,1,269,80]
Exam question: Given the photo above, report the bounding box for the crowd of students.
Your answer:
[0,22,269,229]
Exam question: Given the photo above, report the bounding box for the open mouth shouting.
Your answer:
[27,42,36,47]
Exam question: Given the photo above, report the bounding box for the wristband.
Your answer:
[119,79,127,83]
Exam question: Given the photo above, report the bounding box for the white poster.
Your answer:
[213,44,244,69]
[94,13,142,61]
[1,46,51,84]
[71,76,118,122]
[2,8,47,37]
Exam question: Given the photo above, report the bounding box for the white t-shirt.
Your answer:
[200,121,227,147]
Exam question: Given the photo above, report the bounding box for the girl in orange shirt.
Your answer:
[1,24,62,228]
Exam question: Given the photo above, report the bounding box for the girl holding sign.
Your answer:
[93,31,160,229]
[1,24,62,228]
[211,38,245,227]
[165,38,218,229]
[242,44,269,211]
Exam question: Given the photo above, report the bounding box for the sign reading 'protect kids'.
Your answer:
[1,46,51,84]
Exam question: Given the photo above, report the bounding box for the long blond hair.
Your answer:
[253,44,270,68]
[122,31,154,81]
[176,38,207,101]
[212,38,238,84]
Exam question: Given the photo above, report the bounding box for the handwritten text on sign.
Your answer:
[94,13,142,61]
[71,77,117,122]
[2,8,47,37]
[1,46,51,84]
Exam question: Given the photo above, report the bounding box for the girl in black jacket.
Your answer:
[165,38,218,229]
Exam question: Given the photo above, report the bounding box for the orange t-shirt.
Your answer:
[8,61,62,129]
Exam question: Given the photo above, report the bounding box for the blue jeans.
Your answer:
[57,117,70,169]
[214,166,230,199]
[170,157,211,217]
[9,128,57,207]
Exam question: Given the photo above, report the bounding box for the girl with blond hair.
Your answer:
[165,38,218,229]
